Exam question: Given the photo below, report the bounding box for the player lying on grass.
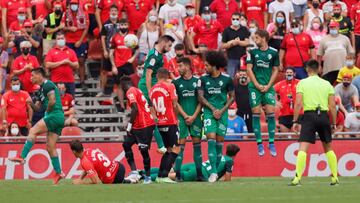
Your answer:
[139,144,240,182]
[69,140,137,184]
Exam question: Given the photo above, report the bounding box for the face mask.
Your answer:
[333,13,340,18]
[336,105,339,111]
[186,9,195,17]
[11,128,19,136]
[356,112,360,119]
[120,28,128,33]
[346,60,354,67]
[137,69,144,77]
[211,13,217,19]
[55,9,62,15]
[240,20,247,27]
[329,29,338,35]
[57,39,66,47]
[110,14,118,20]
[292,27,300,34]
[176,54,183,58]
[312,2,319,9]
[168,0,176,6]
[312,22,320,30]
[202,14,211,21]
[27,31,32,35]
[239,76,247,84]
[18,15,26,22]
[70,4,78,12]
[59,90,65,96]
[286,75,293,81]
[343,82,350,87]
[232,20,240,27]
[12,84,20,92]
[22,48,30,55]
[276,17,284,24]
[149,15,157,22]
[249,27,257,34]
[228,109,237,117]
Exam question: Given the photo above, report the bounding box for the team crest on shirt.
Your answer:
[179,84,183,88]
[267,54,272,60]
[193,82,197,88]
[219,81,223,86]
[255,54,259,58]
[149,58,156,66]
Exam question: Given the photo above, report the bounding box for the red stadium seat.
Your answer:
[61,126,81,136]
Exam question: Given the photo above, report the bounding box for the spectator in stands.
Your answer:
[45,31,79,96]
[241,0,268,29]
[190,6,223,51]
[123,0,153,33]
[164,19,185,59]
[209,0,239,28]
[274,68,300,133]
[335,74,359,114]
[159,0,186,35]
[1,76,32,136]
[317,20,354,85]
[344,103,360,138]
[221,12,250,78]
[280,19,315,79]
[352,75,360,96]
[184,3,201,52]
[198,0,214,14]
[291,0,307,21]
[95,0,124,30]
[8,20,41,58]
[168,43,185,78]
[0,37,9,94]
[137,10,160,64]
[332,3,354,45]
[42,2,65,56]
[268,0,295,29]
[234,70,253,133]
[191,43,207,76]
[306,17,327,54]
[227,102,248,140]
[1,1,32,36]
[30,0,51,21]
[303,0,324,31]
[337,55,360,83]
[63,0,89,90]
[11,41,40,94]
[267,11,288,51]
[8,7,28,38]
[83,0,97,38]
[331,97,345,138]
[323,0,347,21]
[4,122,22,137]
[57,83,78,127]
[248,20,259,48]
[350,0,360,55]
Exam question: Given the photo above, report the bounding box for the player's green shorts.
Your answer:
[248,86,276,108]
[181,163,210,181]
[178,116,202,139]
[203,110,228,137]
[44,112,65,135]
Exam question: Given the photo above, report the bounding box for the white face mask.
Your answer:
[228,109,237,117]
[168,0,176,6]
[149,15,157,22]
[11,128,19,136]
[110,14,118,20]
[12,84,20,92]
[186,9,195,17]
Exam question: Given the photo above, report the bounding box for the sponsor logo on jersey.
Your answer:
[256,60,270,68]
[182,90,195,97]
[208,87,221,94]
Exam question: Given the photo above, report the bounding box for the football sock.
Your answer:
[140,147,151,177]
[164,152,178,177]
[216,142,224,167]
[326,150,338,179]
[252,113,262,143]
[123,142,137,171]
[21,140,34,159]
[158,152,169,177]
[153,126,164,149]
[266,113,276,143]
[295,151,307,180]
[50,156,62,174]
[174,144,185,178]
[208,139,217,174]
[193,143,203,176]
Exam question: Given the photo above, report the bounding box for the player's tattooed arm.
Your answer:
[220,90,235,116]
[46,90,56,113]
[129,103,138,125]
[26,97,42,112]
[197,89,216,112]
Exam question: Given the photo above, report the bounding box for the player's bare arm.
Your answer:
[146,69,153,93]
[263,66,279,93]
[246,63,262,91]
[127,103,138,134]
[198,88,216,112]
[46,90,56,113]
[292,93,303,133]
[220,90,235,116]
[26,97,42,112]
[328,95,337,131]
[187,103,202,125]
[176,101,189,119]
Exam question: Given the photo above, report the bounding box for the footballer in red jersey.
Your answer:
[119,76,155,184]
[149,68,180,183]
[70,140,136,184]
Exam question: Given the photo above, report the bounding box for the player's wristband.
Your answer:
[126,123,132,132]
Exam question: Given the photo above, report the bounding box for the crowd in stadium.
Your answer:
[0,0,359,140]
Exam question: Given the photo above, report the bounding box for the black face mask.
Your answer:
[120,28,128,33]
[343,82,350,87]
[27,31,32,35]
[334,13,341,18]
[55,9,62,16]
[239,76,247,84]
[176,54,183,58]
[312,3,319,9]
[22,48,30,55]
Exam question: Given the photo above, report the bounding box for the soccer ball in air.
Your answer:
[124,34,139,49]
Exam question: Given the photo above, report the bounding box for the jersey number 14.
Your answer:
[152,96,167,115]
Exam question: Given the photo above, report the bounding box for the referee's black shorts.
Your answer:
[158,125,179,148]
[299,111,332,144]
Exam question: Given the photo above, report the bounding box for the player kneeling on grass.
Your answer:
[70,140,137,184]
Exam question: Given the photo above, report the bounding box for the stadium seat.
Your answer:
[61,126,81,136]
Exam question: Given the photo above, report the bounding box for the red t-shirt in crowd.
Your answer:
[274,79,300,117]
[329,110,345,126]
[12,55,40,93]
[83,0,96,14]
[1,0,30,27]
[9,20,24,36]
[62,10,89,43]
[185,15,202,45]
[149,81,178,126]
[81,148,119,184]
[168,57,180,78]
[1,90,30,127]
[191,55,205,76]
[241,0,267,29]
[61,93,74,112]
[193,20,223,50]
[45,46,78,83]
[97,0,124,24]
[210,0,239,28]
[350,2,360,35]
[126,87,155,129]
[280,32,314,67]
[111,32,132,67]
[123,0,152,32]
[30,0,49,19]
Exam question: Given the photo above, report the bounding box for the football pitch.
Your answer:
[1,177,360,203]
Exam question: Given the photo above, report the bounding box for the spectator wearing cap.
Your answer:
[164,18,185,58]
[159,0,186,36]
[45,31,79,96]
[221,12,250,78]
[184,3,201,51]
[335,74,359,115]
[57,83,78,127]
[95,0,124,31]
[8,20,41,58]
[7,7,28,39]
[274,67,300,132]
[332,3,354,45]
[227,102,248,140]
[42,2,65,56]
[190,7,223,51]
[279,19,315,79]
[318,20,354,85]
[123,0,152,33]
[62,0,89,90]
[1,0,32,35]
[241,0,268,29]
[1,76,33,136]
[323,0,347,21]
[268,0,295,30]
[336,55,360,83]
[344,103,360,138]
[11,41,40,94]
[209,0,239,28]
[330,97,345,138]
[0,37,9,94]
[350,0,360,55]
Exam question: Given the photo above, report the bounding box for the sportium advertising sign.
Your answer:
[0,140,359,179]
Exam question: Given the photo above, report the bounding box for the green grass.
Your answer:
[1,177,359,203]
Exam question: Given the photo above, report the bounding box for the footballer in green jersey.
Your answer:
[246,30,279,157]
[198,51,235,183]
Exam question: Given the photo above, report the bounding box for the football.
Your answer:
[124,34,139,49]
